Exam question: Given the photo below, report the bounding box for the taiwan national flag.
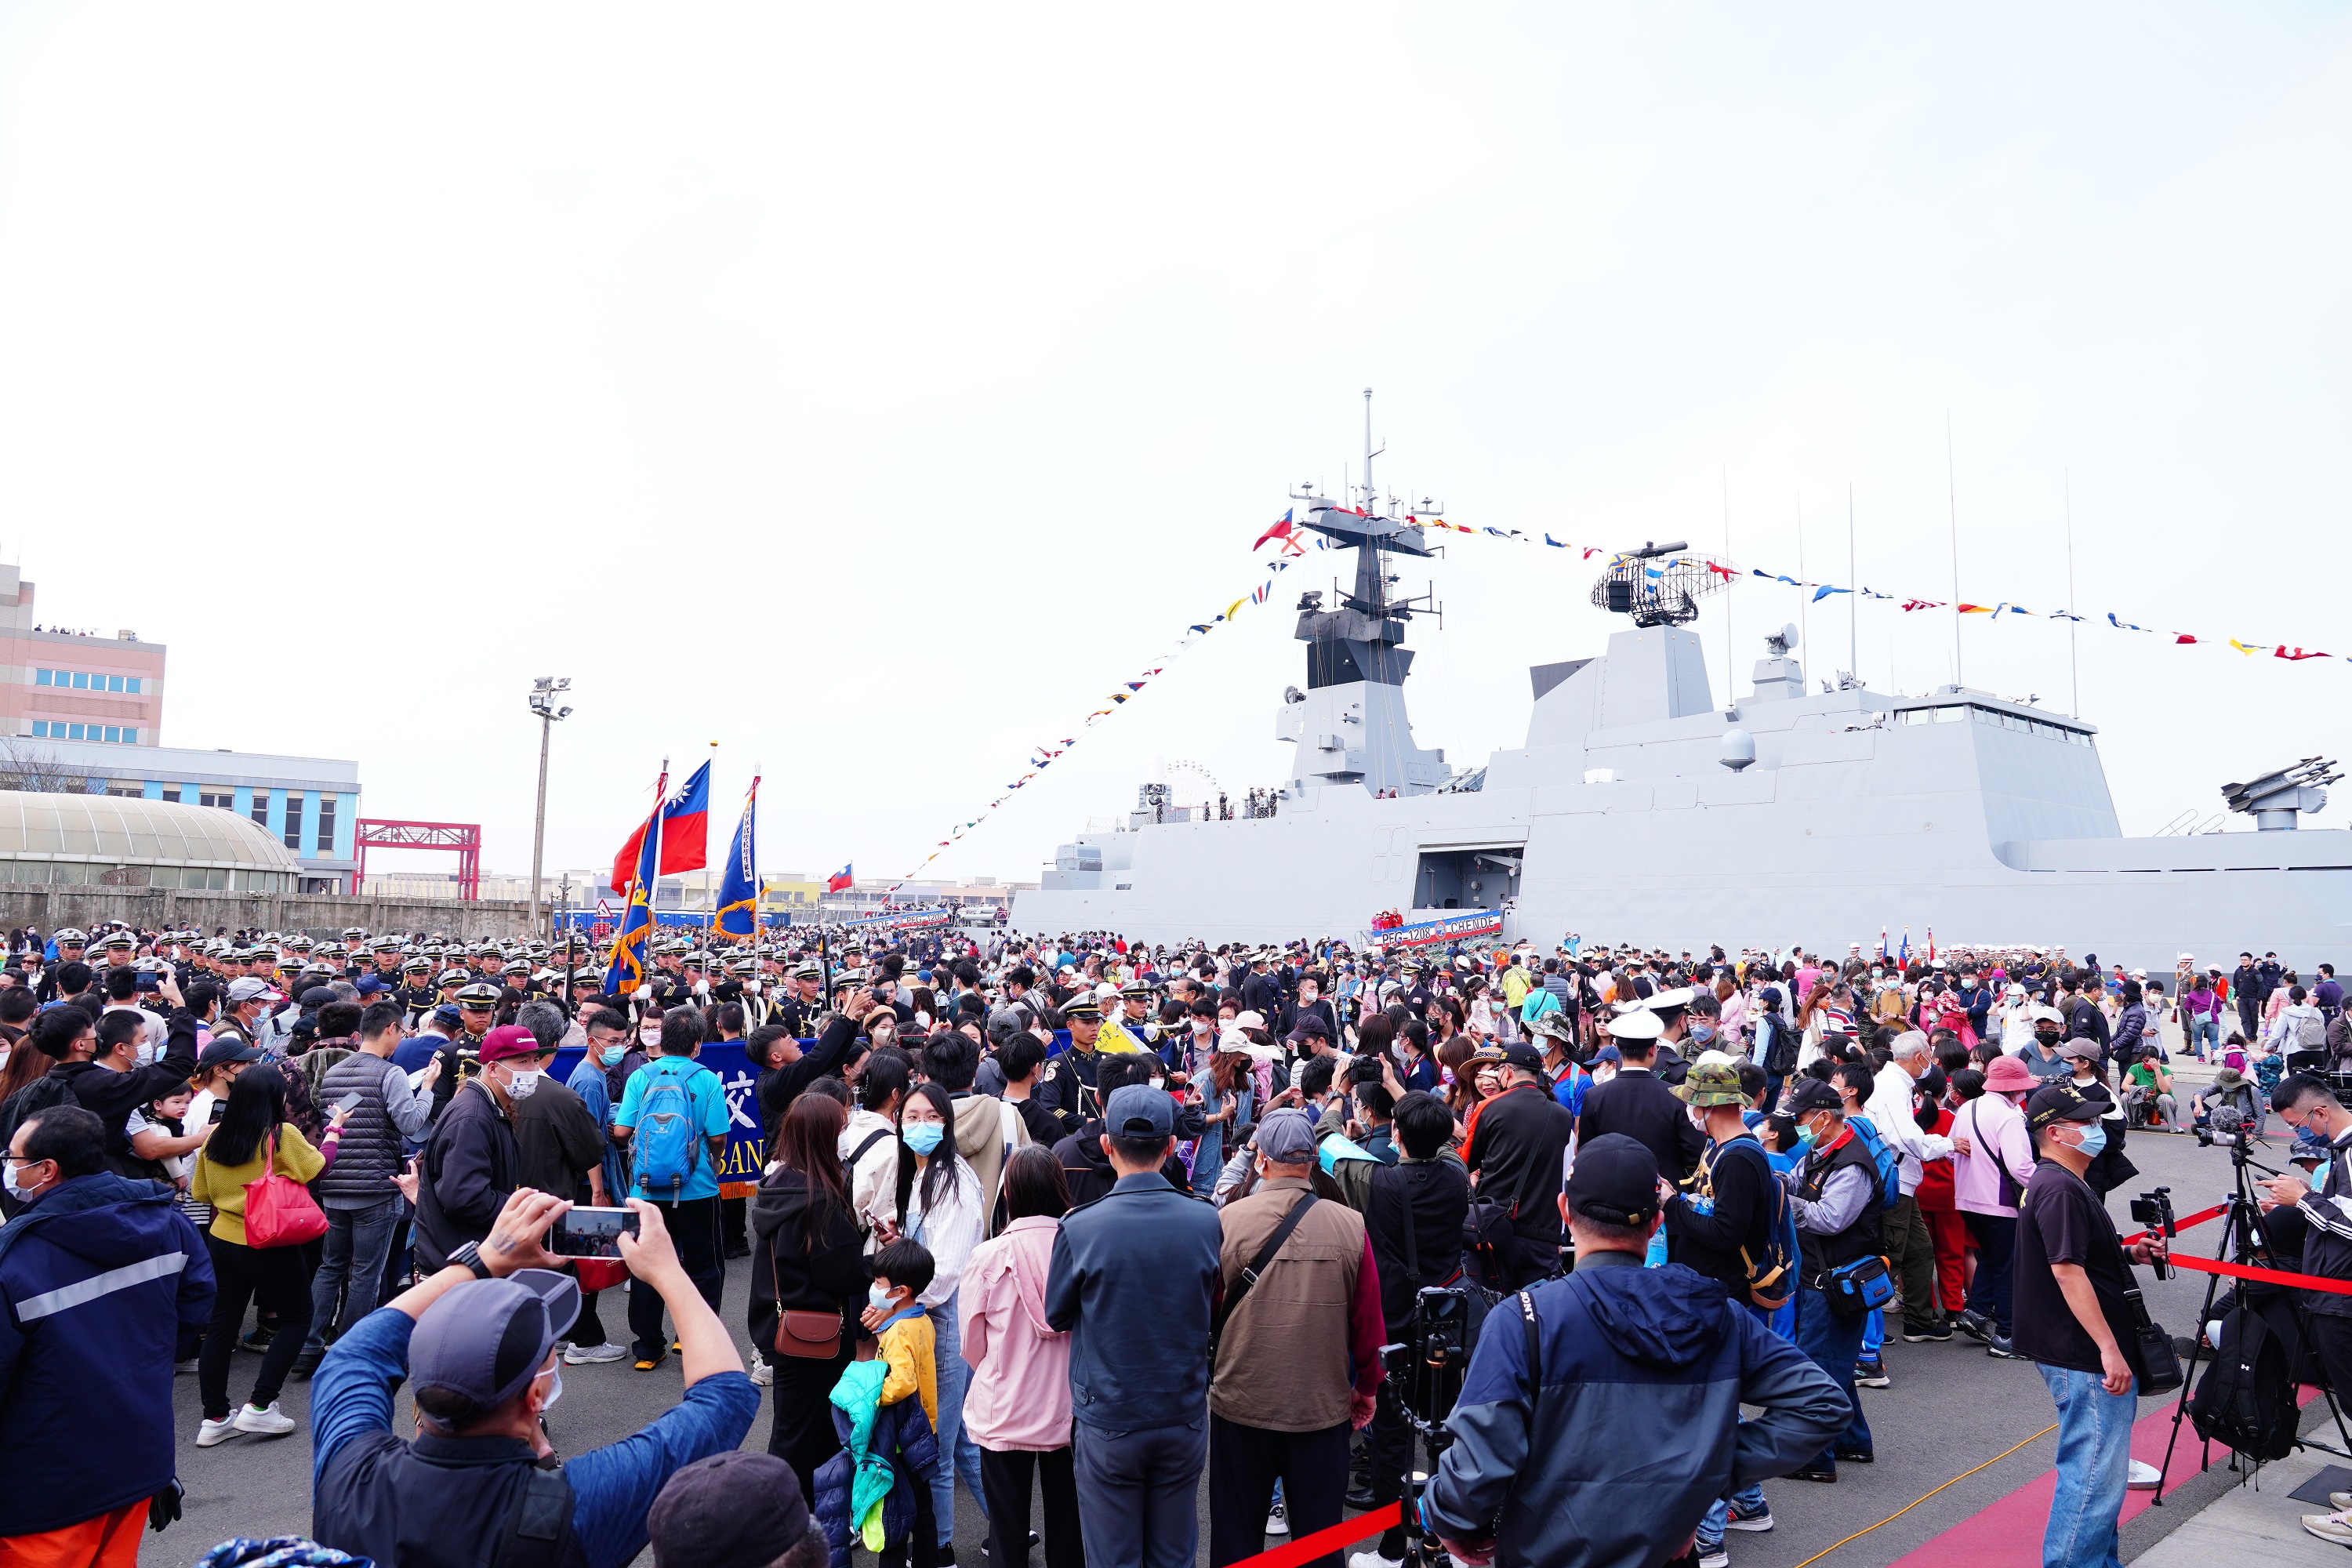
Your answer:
[826,863,854,893]
[609,761,710,895]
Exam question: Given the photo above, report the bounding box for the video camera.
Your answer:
[1380,1285,1485,1425]
[2196,1105,2254,1152]
[2128,1186,2176,1280]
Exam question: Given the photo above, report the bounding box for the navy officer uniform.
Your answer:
[1045,1084,1223,1568]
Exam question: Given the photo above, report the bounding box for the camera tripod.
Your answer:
[2153,1134,2352,1503]
[1378,1287,1475,1568]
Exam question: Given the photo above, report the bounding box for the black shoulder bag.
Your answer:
[1209,1191,1318,1360]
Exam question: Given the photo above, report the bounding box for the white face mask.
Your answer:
[535,1363,563,1411]
[1,1158,32,1200]
[503,1066,543,1101]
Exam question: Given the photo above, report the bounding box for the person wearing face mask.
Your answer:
[1778,1078,1883,1483]
[0,1105,215,1564]
[612,1007,735,1373]
[312,1188,758,1568]
[1949,1054,2039,1356]
[2012,1083,2169,1568]
[414,1024,550,1279]
[2017,1004,2073,1082]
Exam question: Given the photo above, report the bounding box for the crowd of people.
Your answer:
[0,919,2346,1568]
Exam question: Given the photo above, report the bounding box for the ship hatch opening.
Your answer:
[1414,847,1523,910]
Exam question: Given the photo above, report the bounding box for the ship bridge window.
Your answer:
[1934,706,1965,724]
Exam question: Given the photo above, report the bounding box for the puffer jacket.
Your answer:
[1426,1253,1846,1568]
[813,1381,940,1568]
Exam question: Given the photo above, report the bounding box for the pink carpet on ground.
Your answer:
[1881,1388,2318,1568]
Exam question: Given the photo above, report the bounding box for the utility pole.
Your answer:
[527,677,574,935]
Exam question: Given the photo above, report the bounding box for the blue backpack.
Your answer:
[1844,1114,1901,1216]
[632,1065,710,1196]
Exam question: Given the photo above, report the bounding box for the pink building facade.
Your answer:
[0,566,167,746]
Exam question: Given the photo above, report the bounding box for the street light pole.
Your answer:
[527,677,574,936]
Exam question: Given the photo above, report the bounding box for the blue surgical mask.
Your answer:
[902,1122,945,1156]
[1689,1024,1715,1047]
[600,1046,626,1065]
[869,1283,900,1313]
[2071,1120,2108,1158]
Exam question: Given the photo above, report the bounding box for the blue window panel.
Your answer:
[106,675,122,692]
[34,670,50,687]
[29,721,45,737]
[125,729,138,745]
[142,780,164,800]
[66,724,84,740]
[69,672,85,690]
[103,727,118,743]
[125,677,140,695]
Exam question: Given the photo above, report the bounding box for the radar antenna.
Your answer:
[1589,540,1735,627]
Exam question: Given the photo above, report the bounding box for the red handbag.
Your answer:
[242,1131,329,1249]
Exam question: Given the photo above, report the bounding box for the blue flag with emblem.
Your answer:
[604,768,666,997]
[713,778,760,939]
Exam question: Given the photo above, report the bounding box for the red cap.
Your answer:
[478,1024,549,1063]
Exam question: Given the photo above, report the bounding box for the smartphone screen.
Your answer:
[549,1207,641,1259]
[334,1091,365,1116]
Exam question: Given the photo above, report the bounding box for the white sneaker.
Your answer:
[1265,1500,1288,1535]
[749,1359,775,1385]
[2127,1459,2161,1490]
[1348,1552,1404,1568]
[563,1341,629,1365]
[196,1416,240,1447]
[1698,1549,1730,1568]
[234,1401,297,1436]
[2303,1511,2352,1547]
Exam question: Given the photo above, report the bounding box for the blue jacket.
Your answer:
[1044,1171,1221,1430]
[0,1172,215,1534]
[1427,1252,1846,1568]
[813,1389,941,1568]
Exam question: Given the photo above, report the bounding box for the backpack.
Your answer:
[1843,1115,1900,1216]
[2189,1301,2299,1461]
[630,1064,712,1197]
[1461,1197,1519,1291]
[1696,1138,1795,1311]
[1759,1012,1798,1076]
[2298,1011,2326,1050]
[0,1073,78,1158]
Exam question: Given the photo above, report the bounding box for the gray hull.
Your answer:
[1014,626,2352,971]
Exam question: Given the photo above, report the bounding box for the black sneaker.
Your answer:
[1854,1356,1890,1388]
[1986,1334,2024,1360]
[1955,1308,1993,1345]
[1902,1322,1954,1343]
[289,1345,325,1381]
[238,1327,276,1354]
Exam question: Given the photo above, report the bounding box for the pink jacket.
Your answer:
[1951,1094,2036,1218]
[958,1215,1073,1451]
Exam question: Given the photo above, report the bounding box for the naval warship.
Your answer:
[1012,434,2350,969]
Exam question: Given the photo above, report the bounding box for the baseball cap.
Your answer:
[2056,1039,2100,1063]
[1785,1078,1845,1116]
[648,1452,811,1568]
[354,975,390,996]
[409,1269,579,1428]
[226,976,276,1004]
[477,1024,550,1063]
[197,1037,263,1072]
[1498,1041,1547,1073]
[1252,1107,1319,1163]
[299,986,339,1010]
[1563,1133,1660,1228]
[1102,1083,1173,1139]
[2025,1082,2104,1131]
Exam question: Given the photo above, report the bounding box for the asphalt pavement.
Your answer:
[143,1062,2269,1567]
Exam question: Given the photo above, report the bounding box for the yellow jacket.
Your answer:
[191,1126,325,1246]
[877,1309,938,1428]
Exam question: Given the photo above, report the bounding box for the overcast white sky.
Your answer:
[2,5,2347,887]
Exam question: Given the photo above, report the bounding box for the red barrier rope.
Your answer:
[2165,1252,2352,1297]
[1229,1504,1401,1568]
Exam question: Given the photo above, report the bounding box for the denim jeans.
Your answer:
[1792,1288,1868,1471]
[1962,1212,2018,1336]
[2035,1362,2136,1568]
[2185,1011,2217,1060]
[304,1200,401,1354]
[928,1287,989,1544]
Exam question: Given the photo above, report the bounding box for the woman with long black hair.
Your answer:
[753,1093,869,1504]
[877,1082,987,1560]
[188,1062,344,1446]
